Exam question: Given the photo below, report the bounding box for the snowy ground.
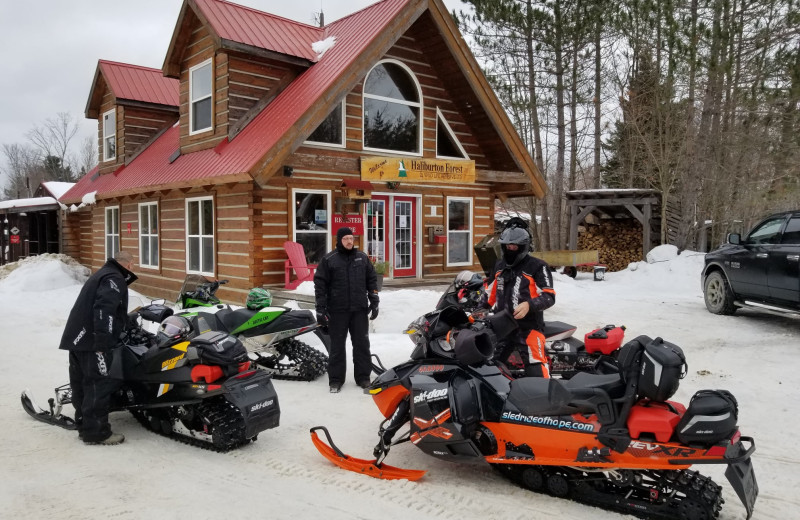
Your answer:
[1,249,797,519]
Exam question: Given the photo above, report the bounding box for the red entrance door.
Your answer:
[364,195,417,278]
[392,196,416,277]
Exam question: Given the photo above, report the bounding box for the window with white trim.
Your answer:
[436,108,468,159]
[292,189,331,264]
[102,109,116,161]
[105,206,120,258]
[446,197,472,266]
[186,197,214,274]
[190,59,213,134]
[363,60,421,154]
[305,99,345,147]
[138,202,159,268]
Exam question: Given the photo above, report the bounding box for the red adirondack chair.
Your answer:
[283,241,318,290]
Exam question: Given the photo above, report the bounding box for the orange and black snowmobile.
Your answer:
[311,306,758,519]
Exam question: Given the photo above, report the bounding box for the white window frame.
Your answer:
[138,201,159,269]
[105,206,120,259]
[189,58,213,135]
[435,108,469,159]
[185,196,215,276]
[446,196,473,267]
[362,59,423,156]
[102,109,116,162]
[292,188,332,254]
[304,99,346,149]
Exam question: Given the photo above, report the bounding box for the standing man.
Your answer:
[59,250,137,444]
[314,227,380,393]
[485,225,555,377]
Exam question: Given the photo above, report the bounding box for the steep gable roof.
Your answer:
[85,61,179,118]
[63,0,545,204]
[163,0,321,76]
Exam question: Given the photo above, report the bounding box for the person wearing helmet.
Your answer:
[484,224,555,377]
[246,287,272,310]
[314,227,380,393]
[59,250,138,445]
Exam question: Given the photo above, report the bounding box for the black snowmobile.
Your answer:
[312,306,758,519]
[22,303,280,451]
[436,270,624,378]
[175,275,329,381]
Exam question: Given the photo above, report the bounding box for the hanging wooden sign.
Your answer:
[360,157,475,184]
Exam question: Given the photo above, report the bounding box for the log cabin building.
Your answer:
[60,0,546,302]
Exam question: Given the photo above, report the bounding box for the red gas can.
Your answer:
[584,325,626,355]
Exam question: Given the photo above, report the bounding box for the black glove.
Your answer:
[369,303,379,321]
[316,311,330,333]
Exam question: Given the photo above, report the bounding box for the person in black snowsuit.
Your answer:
[59,251,137,444]
[314,227,379,393]
[484,225,555,377]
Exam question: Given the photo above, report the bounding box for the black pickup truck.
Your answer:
[702,210,800,316]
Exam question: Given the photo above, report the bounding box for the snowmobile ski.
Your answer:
[310,426,426,481]
[21,388,77,430]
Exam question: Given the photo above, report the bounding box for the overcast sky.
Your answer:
[0,0,467,188]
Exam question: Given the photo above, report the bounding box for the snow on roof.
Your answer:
[41,182,75,199]
[0,197,58,210]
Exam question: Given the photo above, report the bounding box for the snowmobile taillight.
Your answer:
[705,430,741,457]
[705,444,728,457]
[207,384,222,391]
[237,361,251,372]
[234,369,258,379]
[191,364,223,384]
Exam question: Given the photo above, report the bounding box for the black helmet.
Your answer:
[157,315,192,343]
[499,227,531,265]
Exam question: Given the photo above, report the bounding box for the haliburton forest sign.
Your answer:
[360,157,475,184]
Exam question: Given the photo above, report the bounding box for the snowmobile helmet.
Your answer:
[499,226,531,265]
[157,315,192,342]
[246,287,272,310]
[455,270,475,287]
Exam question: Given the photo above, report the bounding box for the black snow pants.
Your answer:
[69,350,121,442]
[327,310,371,386]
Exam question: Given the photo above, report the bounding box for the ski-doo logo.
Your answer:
[501,412,595,432]
[250,399,274,412]
[414,388,448,404]
[109,279,120,293]
[108,316,114,333]
[418,365,444,373]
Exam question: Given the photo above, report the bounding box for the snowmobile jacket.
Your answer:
[486,254,555,332]
[314,246,379,314]
[59,258,137,352]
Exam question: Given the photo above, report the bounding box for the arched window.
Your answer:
[362,60,421,154]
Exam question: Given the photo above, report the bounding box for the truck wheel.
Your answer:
[703,271,736,315]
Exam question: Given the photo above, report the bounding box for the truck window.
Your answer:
[781,217,800,244]
[747,217,784,244]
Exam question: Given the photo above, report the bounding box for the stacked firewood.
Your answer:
[578,219,643,272]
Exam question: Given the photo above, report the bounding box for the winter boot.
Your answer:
[85,432,125,445]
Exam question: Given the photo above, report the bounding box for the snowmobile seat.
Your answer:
[564,372,625,400]
[215,307,257,333]
[505,378,591,417]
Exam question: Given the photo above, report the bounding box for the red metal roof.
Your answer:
[217,0,412,171]
[195,0,322,62]
[61,0,414,204]
[99,60,178,106]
